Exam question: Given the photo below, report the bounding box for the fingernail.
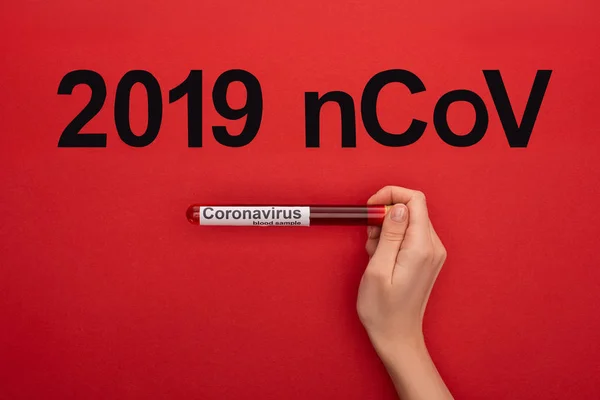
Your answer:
[367,226,373,238]
[390,204,406,222]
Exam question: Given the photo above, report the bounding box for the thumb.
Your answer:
[372,204,409,265]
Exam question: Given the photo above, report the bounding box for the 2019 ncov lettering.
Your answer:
[57,69,551,149]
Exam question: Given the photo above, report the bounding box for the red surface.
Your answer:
[1,1,600,399]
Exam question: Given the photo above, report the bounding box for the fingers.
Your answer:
[368,204,409,277]
[365,226,381,258]
[364,186,442,286]
[368,185,417,205]
[368,186,430,249]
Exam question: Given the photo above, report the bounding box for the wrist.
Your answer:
[379,337,453,400]
[372,334,429,370]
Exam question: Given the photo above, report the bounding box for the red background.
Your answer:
[1,1,600,399]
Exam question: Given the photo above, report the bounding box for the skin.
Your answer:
[357,186,453,400]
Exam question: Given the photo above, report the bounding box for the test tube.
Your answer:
[186,205,390,226]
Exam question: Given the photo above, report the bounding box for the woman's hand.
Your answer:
[357,186,452,399]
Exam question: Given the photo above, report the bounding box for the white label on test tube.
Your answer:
[199,206,310,226]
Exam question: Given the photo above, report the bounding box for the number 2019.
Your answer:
[57,69,262,148]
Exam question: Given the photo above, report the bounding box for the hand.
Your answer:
[357,186,452,399]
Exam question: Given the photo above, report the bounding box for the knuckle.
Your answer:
[438,245,448,262]
[380,185,399,197]
[365,242,375,256]
[364,268,388,283]
[356,304,367,323]
[381,229,405,242]
[356,302,373,324]
[412,190,426,202]
[408,246,433,263]
[356,300,365,317]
